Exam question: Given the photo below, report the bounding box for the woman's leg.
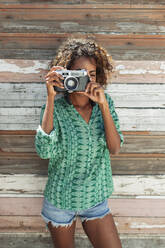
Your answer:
[82,213,122,248]
[47,220,77,248]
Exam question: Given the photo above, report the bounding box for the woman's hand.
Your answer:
[45,66,65,97]
[84,82,107,106]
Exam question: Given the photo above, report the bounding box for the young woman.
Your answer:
[35,38,124,248]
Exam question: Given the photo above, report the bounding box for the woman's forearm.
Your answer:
[99,101,121,154]
[41,95,55,134]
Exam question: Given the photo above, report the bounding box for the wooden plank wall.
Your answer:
[0,1,165,247]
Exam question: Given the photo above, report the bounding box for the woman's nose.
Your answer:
[87,73,93,82]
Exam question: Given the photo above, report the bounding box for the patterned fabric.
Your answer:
[35,93,124,211]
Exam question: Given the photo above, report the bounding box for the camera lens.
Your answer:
[64,77,78,91]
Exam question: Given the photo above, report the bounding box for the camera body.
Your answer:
[54,69,90,93]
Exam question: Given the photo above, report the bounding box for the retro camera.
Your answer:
[53,69,90,93]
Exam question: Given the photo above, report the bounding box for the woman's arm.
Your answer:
[41,65,64,134]
[35,66,64,158]
[84,82,123,154]
[99,101,121,154]
[41,95,55,134]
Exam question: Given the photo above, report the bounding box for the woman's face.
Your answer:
[70,56,96,82]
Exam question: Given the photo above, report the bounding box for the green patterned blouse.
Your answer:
[35,93,124,211]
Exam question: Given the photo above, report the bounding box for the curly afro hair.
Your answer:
[50,38,114,87]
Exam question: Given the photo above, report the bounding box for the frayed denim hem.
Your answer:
[80,209,111,223]
[41,213,77,229]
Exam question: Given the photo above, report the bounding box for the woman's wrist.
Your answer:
[99,99,109,110]
[47,94,56,103]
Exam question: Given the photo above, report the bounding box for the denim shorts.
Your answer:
[41,198,111,228]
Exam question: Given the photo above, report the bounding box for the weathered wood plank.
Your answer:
[0,1,165,8]
[111,156,165,175]
[1,83,165,108]
[1,48,165,60]
[131,0,165,7]
[0,233,165,248]
[0,6,165,34]
[0,175,165,196]
[1,19,165,35]
[112,60,165,83]
[0,60,48,83]
[1,197,165,217]
[1,107,165,131]
[0,215,165,234]
[1,33,165,49]
[0,34,165,60]
[1,60,165,83]
[0,1,132,6]
[0,233,54,248]
[1,133,165,154]
[107,84,165,108]
[115,217,165,234]
[1,155,165,175]
[0,156,48,175]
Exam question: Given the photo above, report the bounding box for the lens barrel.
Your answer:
[64,76,78,92]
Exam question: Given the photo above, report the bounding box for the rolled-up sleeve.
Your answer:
[105,93,124,147]
[35,105,60,159]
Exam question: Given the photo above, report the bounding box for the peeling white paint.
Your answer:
[0,60,47,74]
[115,61,165,75]
[130,222,165,229]
[115,64,125,70]
[60,22,79,29]
[160,62,165,70]
[1,175,165,195]
[159,26,165,32]
[148,70,163,74]
[118,69,147,75]
[3,23,48,30]
[0,194,43,198]
[136,196,165,199]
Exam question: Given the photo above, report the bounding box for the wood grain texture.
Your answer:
[0,5,165,35]
[1,133,165,154]
[1,59,165,83]
[0,1,165,7]
[0,215,165,234]
[1,106,165,131]
[0,156,48,175]
[1,33,165,49]
[0,34,165,60]
[1,197,165,217]
[1,155,165,175]
[0,1,132,5]
[0,0,164,242]
[1,83,165,108]
[0,33,165,49]
[0,175,165,196]
[1,48,165,60]
[0,233,165,248]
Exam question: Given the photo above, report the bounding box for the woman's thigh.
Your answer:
[41,198,77,248]
[48,220,76,248]
[82,213,122,248]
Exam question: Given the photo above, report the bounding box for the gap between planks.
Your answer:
[0,4,165,9]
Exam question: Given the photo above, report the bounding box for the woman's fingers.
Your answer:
[45,67,65,88]
[48,66,64,75]
[46,80,64,89]
[45,71,64,80]
[45,66,64,82]
[46,74,63,86]
[86,82,102,96]
[45,72,64,82]
[45,66,65,96]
